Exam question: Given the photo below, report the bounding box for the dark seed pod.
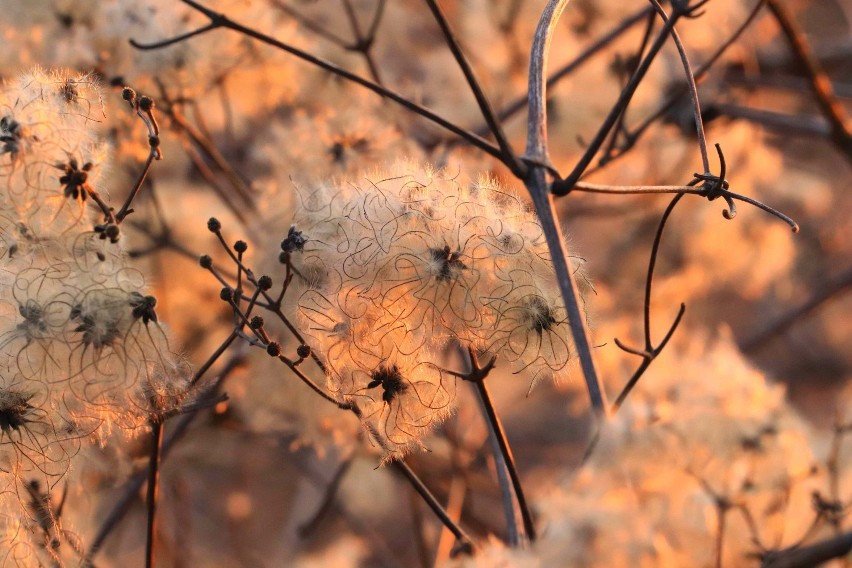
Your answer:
[266,342,282,357]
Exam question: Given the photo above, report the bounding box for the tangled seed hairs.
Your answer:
[272,161,588,460]
[0,69,192,556]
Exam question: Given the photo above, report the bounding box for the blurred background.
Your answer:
[2,0,851,565]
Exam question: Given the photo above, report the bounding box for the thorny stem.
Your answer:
[424,0,526,178]
[144,420,164,568]
[131,0,506,163]
[525,0,609,417]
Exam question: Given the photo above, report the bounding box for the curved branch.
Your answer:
[131,0,505,162]
[525,0,609,417]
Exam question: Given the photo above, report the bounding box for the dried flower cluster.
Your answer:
[0,69,189,562]
[281,161,586,457]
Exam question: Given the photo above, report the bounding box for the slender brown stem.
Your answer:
[393,460,475,555]
[766,0,852,158]
[423,0,526,178]
[742,267,852,352]
[485,6,652,135]
[552,9,683,195]
[473,375,535,541]
[116,151,156,223]
[610,0,767,167]
[648,0,710,172]
[762,531,852,568]
[131,0,505,163]
[144,421,164,568]
[84,349,245,562]
[341,0,384,85]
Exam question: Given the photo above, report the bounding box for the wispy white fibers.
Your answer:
[279,161,588,460]
[0,68,190,563]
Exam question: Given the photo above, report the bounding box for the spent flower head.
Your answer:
[258,161,587,459]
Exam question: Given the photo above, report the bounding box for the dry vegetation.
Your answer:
[0,0,851,566]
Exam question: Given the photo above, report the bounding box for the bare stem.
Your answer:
[424,0,526,177]
[144,421,164,568]
[394,460,475,555]
[131,0,505,162]
[766,0,852,159]
[552,8,683,195]
[525,0,609,417]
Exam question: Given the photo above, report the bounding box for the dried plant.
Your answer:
[1,0,850,566]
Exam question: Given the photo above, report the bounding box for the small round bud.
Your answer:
[257,275,273,290]
[148,135,160,148]
[138,96,155,111]
[279,251,290,264]
[121,87,136,102]
[199,255,213,269]
[219,287,233,302]
[296,344,311,359]
[234,240,248,253]
[207,218,222,233]
[266,342,282,357]
[249,316,264,330]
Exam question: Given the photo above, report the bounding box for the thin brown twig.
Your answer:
[130,0,506,163]
[423,0,526,178]
[83,348,245,563]
[762,531,852,568]
[445,347,536,542]
[144,421,164,568]
[482,5,652,135]
[611,192,687,412]
[741,266,852,352]
[605,0,767,168]
[393,460,476,555]
[766,0,852,159]
[552,4,690,195]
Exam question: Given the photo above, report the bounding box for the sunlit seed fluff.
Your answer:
[0,68,192,555]
[282,161,585,458]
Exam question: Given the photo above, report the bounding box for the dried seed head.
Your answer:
[281,226,307,253]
